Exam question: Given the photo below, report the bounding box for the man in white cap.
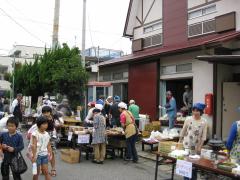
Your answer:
[128,100,140,128]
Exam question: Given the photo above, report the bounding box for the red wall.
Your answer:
[163,0,188,46]
[128,61,158,120]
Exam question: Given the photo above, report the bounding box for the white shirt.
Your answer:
[10,99,18,113]
[31,130,50,156]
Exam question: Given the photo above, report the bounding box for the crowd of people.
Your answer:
[0,92,239,180]
[85,95,140,164]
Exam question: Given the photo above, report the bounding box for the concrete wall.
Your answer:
[216,64,233,137]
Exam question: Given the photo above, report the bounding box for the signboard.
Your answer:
[176,160,192,178]
[68,132,73,141]
[77,134,90,144]
[91,65,99,72]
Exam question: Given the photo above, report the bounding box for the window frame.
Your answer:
[188,4,217,20]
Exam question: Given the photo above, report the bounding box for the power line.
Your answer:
[0,7,46,44]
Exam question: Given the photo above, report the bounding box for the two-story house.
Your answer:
[89,0,240,139]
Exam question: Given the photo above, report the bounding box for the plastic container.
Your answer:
[32,163,37,175]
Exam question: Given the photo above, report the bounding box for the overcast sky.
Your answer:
[0,0,131,55]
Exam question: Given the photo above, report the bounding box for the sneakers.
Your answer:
[92,160,103,164]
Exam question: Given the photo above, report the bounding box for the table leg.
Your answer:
[154,154,159,180]
[171,163,175,180]
[142,142,145,151]
[79,147,81,163]
[151,144,153,151]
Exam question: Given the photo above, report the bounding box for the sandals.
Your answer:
[50,169,57,177]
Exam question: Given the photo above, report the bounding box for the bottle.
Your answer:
[32,162,37,175]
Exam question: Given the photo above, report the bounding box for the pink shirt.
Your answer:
[120,111,135,125]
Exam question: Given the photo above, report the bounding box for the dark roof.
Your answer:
[98,31,240,67]
[196,55,240,65]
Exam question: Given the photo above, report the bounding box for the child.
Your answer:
[31,116,52,180]
[0,116,24,180]
[41,105,61,177]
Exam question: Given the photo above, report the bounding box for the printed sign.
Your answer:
[68,132,73,141]
[176,159,192,178]
[77,134,90,144]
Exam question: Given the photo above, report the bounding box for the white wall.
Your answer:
[188,0,206,9]
[144,0,162,24]
[133,0,162,40]
[192,60,213,103]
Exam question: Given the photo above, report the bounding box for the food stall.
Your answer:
[154,143,240,180]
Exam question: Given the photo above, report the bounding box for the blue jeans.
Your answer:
[36,155,48,166]
[126,134,138,162]
[169,117,175,129]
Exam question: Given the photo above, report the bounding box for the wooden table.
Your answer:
[154,153,240,180]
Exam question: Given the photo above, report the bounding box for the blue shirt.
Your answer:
[226,122,238,150]
[0,132,24,160]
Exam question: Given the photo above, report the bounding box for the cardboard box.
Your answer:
[60,149,80,163]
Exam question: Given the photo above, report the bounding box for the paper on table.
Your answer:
[68,132,73,141]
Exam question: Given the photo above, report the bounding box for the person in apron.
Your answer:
[118,102,138,163]
[179,103,208,180]
[226,107,240,164]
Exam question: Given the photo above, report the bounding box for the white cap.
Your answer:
[95,104,103,111]
[51,101,57,106]
[118,102,127,109]
[129,99,135,104]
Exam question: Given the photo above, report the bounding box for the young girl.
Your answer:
[0,116,24,180]
[31,116,52,180]
[41,105,61,177]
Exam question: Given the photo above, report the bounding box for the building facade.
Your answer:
[0,45,47,91]
[89,0,240,139]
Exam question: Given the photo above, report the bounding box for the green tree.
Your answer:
[11,44,88,109]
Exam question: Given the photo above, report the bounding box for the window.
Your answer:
[143,21,162,33]
[103,74,111,81]
[143,34,162,48]
[188,4,216,19]
[0,66,8,74]
[161,65,176,75]
[113,72,123,80]
[176,63,192,73]
[161,63,192,75]
[189,9,202,19]
[188,19,215,37]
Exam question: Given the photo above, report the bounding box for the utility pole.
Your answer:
[12,54,15,100]
[82,0,87,67]
[82,0,87,117]
[52,0,60,48]
[97,46,100,81]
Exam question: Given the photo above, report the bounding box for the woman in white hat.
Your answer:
[118,102,138,163]
[91,104,106,164]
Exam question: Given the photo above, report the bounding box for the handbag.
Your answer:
[11,152,28,174]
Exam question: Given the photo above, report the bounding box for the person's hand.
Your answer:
[7,146,14,152]
[159,105,165,109]
[2,144,8,150]
[32,156,37,163]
